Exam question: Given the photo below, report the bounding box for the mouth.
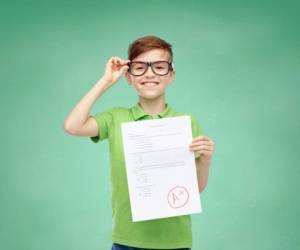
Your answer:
[141,81,159,87]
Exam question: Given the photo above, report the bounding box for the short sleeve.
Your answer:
[89,109,113,143]
[190,115,203,158]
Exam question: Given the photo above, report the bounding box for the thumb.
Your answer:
[121,65,129,74]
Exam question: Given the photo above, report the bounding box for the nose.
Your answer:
[144,65,155,77]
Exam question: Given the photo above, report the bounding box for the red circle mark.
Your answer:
[167,186,189,208]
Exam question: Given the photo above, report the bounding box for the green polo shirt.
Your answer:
[90,103,202,249]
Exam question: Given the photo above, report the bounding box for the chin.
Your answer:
[139,92,165,100]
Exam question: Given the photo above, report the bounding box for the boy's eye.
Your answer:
[131,63,146,69]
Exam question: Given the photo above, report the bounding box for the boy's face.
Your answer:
[125,49,175,101]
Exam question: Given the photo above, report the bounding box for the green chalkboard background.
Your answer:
[1,0,299,249]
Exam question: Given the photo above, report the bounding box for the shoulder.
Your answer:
[96,106,130,116]
[107,106,129,113]
[171,109,200,123]
[95,106,133,124]
[170,108,203,134]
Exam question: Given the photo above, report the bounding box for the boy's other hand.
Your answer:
[102,56,130,86]
[190,136,215,162]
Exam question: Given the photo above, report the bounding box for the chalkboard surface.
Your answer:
[1,1,299,250]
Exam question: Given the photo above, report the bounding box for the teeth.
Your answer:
[143,82,158,86]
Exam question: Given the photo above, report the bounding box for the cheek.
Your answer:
[132,77,144,85]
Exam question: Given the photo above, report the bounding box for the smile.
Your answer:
[141,81,159,86]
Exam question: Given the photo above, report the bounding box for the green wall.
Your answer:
[1,0,299,249]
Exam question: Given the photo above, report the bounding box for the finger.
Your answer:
[119,61,130,66]
[110,57,119,68]
[121,65,129,74]
[107,57,115,66]
[190,143,214,148]
[112,57,120,65]
[113,56,123,62]
[111,58,127,71]
[113,57,130,66]
[190,141,213,147]
[190,145,214,152]
[110,57,121,65]
[192,135,212,142]
[190,141,215,150]
[198,150,213,158]
[192,140,214,148]
[195,148,213,154]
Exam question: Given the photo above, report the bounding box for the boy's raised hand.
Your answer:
[103,56,130,86]
[190,136,215,162]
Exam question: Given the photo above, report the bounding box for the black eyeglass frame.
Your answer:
[127,61,174,76]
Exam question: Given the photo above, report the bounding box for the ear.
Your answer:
[167,69,176,85]
[125,71,133,85]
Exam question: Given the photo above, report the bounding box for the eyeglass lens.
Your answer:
[129,61,170,76]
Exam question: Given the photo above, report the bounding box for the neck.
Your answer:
[138,95,167,116]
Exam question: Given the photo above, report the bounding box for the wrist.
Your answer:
[97,76,113,88]
[199,156,212,164]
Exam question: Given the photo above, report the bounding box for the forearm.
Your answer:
[196,157,211,193]
[63,77,111,132]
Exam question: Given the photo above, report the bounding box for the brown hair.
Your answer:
[128,35,173,62]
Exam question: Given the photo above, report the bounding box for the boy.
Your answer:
[64,36,215,250]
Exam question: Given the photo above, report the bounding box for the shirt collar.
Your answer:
[130,103,174,121]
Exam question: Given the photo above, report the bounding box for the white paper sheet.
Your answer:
[121,116,202,222]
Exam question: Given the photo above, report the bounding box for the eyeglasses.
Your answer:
[127,61,173,76]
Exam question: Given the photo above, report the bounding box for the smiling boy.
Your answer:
[64,36,215,250]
